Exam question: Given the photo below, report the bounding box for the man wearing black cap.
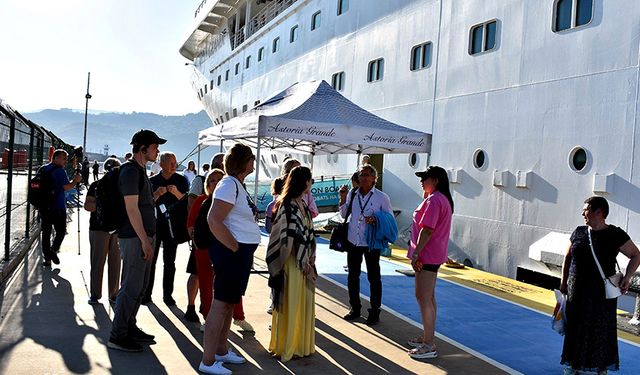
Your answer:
[108,129,166,352]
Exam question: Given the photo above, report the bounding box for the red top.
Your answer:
[188,194,208,229]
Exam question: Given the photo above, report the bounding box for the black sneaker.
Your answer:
[51,253,60,265]
[140,297,152,305]
[129,327,155,343]
[107,336,143,352]
[163,297,176,307]
[184,306,200,323]
[88,296,100,305]
[343,309,361,321]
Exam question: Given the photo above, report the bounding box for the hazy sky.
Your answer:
[0,0,203,115]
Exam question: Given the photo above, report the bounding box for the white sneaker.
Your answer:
[199,361,231,374]
[234,319,254,332]
[215,349,246,364]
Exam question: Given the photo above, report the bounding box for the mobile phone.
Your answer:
[159,204,167,214]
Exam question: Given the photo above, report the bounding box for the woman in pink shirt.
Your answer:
[406,166,454,359]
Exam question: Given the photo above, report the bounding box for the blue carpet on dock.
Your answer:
[304,235,640,375]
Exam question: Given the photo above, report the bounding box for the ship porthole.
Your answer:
[569,146,588,172]
[408,153,418,168]
[473,149,486,169]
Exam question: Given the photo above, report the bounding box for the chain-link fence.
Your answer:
[0,101,72,261]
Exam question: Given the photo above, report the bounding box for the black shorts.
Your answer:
[208,236,257,304]
[422,263,440,273]
[186,248,197,274]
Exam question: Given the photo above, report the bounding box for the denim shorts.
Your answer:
[208,235,258,304]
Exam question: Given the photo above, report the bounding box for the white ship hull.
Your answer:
[181,0,640,279]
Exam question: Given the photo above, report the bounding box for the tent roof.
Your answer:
[198,80,431,155]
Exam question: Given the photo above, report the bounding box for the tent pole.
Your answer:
[197,144,201,171]
[254,137,261,203]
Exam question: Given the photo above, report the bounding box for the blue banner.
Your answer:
[254,178,350,212]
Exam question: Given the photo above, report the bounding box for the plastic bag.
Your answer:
[552,289,567,336]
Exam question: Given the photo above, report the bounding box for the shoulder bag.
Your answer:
[329,188,357,252]
[587,228,623,299]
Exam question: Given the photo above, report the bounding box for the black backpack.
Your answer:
[95,163,143,232]
[28,165,56,210]
[193,181,239,249]
[193,196,214,249]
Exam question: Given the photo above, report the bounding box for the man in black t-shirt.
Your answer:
[142,151,189,306]
[108,129,165,353]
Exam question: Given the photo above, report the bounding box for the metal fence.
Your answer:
[0,101,72,261]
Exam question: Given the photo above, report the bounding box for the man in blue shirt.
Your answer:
[41,149,82,267]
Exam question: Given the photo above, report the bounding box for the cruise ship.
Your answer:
[179,0,640,281]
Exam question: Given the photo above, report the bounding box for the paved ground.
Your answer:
[0,208,504,374]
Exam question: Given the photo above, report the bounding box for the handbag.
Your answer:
[165,196,191,244]
[587,228,623,299]
[329,188,357,252]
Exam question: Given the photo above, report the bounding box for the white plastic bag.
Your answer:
[552,289,567,335]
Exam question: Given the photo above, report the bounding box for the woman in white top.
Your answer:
[199,144,261,375]
[183,160,197,186]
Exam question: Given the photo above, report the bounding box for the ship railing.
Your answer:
[229,0,297,50]
[194,0,210,18]
[196,30,228,64]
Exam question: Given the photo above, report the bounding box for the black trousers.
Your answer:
[40,208,67,261]
[143,234,178,301]
[347,243,382,312]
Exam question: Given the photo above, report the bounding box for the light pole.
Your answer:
[82,72,92,152]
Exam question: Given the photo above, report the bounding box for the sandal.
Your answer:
[407,336,424,348]
[408,343,438,359]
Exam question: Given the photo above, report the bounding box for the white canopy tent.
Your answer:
[197,80,432,197]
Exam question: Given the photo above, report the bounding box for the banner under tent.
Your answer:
[194,80,432,199]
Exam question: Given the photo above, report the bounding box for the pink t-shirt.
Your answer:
[407,191,452,265]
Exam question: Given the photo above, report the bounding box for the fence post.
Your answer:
[25,124,35,239]
[4,113,16,261]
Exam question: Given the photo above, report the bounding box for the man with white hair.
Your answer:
[143,151,189,306]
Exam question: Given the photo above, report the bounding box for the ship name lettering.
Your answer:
[306,126,336,137]
[364,132,397,144]
[267,123,304,134]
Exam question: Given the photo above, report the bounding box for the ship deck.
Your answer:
[0,208,638,374]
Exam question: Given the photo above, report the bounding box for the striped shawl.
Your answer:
[266,199,317,311]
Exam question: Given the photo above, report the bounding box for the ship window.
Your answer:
[225,70,230,81]
[219,116,224,123]
[232,108,238,117]
[245,55,251,69]
[473,149,486,169]
[367,58,384,82]
[410,42,432,71]
[204,85,208,94]
[210,80,214,90]
[569,146,588,172]
[242,104,248,112]
[199,88,203,97]
[408,153,418,168]
[311,11,321,30]
[235,63,240,75]
[290,25,299,43]
[337,0,349,15]
[258,47,265,62]
[255,100,261,106]
[469,20,497,55]
[553,0,593,32]
[331,71,345,91]
[217,75,222,86]
[272,37,280,53]
[225,112,230,121]
[271,154,277,163]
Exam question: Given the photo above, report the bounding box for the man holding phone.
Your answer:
[108,129,165,352]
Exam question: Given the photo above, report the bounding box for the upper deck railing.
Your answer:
[231,0,297,50]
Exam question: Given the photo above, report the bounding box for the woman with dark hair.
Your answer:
[280,158,319,218]
[267,166,317,362]
[407,166,454,359]
[183,160,197,186]
[560,196,640,374]
[199,143,260,375]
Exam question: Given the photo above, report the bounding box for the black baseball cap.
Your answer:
[415,166,446,180]
[130,129,166,147]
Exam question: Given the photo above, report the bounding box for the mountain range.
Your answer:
[25,109,213,162]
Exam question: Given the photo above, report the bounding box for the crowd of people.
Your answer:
[35,130,640,375]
